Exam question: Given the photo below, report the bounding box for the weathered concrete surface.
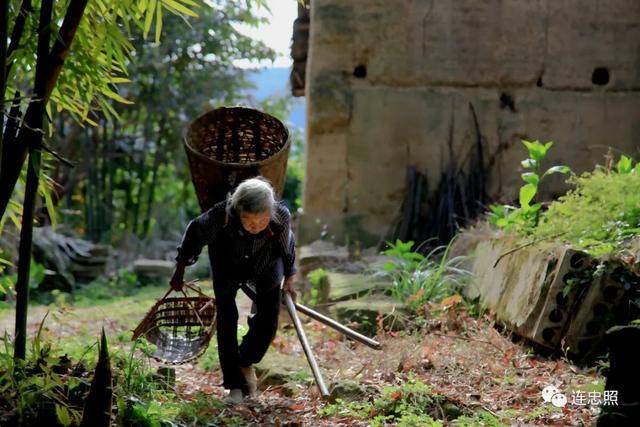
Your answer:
[301,0,640,245]
[461,231,640,359]
[329,294,407,335]
[325,272,392,301]
[466,238,564,329]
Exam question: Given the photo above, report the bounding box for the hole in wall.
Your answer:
[353,64,367,79]
[593,304,608,318]
[586,320,600,335]
[542,328,556,342]
[603,286,619,302]
[499,93,516,112]
[569,253,586,270]
[592,67,610,86]
[556,292,569,307]
[549,309,563,323]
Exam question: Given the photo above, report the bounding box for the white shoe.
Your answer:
[224,388,244,405]
[241,365,258,395]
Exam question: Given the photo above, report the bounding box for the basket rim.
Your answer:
[183,106,291,169]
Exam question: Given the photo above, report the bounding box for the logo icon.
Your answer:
[542,385,567,408]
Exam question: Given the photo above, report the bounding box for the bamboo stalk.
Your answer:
[0,0,7,171]
[14,0,53,361]
[0,0,89,219]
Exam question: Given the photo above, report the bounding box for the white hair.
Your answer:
[226,177,276,217]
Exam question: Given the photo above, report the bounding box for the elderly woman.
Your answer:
[170,177,296,404]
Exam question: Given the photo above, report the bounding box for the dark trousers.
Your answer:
[211,257,283,392]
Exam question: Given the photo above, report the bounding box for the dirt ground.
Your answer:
[0,288,604,426]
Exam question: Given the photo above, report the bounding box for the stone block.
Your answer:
[133,259,174,278]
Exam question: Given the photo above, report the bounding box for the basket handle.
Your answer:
[183,280,209,297]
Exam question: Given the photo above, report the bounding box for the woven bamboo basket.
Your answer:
[132,282,216,364]
[184,106,291,211]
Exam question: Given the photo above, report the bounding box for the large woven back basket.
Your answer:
[184,107,291,211]
[132,283,216,364]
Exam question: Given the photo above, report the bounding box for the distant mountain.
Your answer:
[245,67,305,130]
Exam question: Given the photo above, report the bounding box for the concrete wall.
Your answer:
[301,0,640,245]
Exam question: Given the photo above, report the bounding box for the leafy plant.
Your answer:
[488,140,571,233]
[379,240,471,312]
[320,379,447,426]
[532,157,640,257]
[305,268,329,305]
[0,260,46,300]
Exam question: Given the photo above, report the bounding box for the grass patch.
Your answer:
[453,411,508,427]
[319,379,449,426]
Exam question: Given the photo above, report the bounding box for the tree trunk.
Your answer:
[0,0,7,170]
[0,0,89,221]
[14,0,54,361]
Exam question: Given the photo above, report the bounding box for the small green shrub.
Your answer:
[453,411,508,426]
[532,161,640,257]
[320,379,448,426]
[378,240,471,312]
[488,140,570,234]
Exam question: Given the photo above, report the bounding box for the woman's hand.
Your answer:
[282,276,297,301]
[170,263,186,291]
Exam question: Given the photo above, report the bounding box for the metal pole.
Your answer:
[294,302,382,350]
[283,293,329,398]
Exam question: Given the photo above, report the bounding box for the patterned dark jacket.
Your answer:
[175,200,296,282]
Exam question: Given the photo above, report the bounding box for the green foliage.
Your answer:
[72,269,141,305]
[174,392,235,426]
[531,160,640,257]
[0,322,85,426]
[304,268,329,305]
[488,139,639,257]
[0,260,46,298]
[54,0,277,244]
[283,129,305,210]
[453,411,508,426]
[308,268,328,287]
[320,379,446,426]
[379,240,471,312]
[6,0,202,124]
[488,140,571,233]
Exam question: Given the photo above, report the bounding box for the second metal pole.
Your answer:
[293,302,382,350]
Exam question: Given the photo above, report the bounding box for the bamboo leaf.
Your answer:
[101,87,133,104]
[155,3,163,43]
[144,0,157,39]
[162,0,199,17]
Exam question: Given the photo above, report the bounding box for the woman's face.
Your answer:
[240,210,271,234]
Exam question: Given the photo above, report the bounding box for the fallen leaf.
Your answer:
[441,294,462,308]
